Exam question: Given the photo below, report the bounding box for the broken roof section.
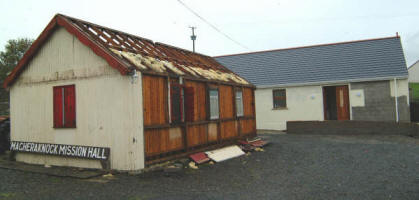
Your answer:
[3,14,251,88]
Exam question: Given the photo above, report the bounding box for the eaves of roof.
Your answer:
[256,75,408,89]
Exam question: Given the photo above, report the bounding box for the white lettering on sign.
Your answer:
[10,141,110,160]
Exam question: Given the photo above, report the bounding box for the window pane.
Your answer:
[273,89,285,97]
[171,85,182,123]
[209,89,219,119]
[236,91,243,116]
[278,99,286,107]
[210,90,218,97]
[273,89,286,108]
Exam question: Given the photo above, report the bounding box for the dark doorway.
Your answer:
[323,85,350,120]
[323,87,337,120]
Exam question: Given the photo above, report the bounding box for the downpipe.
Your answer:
[394,78,399,122]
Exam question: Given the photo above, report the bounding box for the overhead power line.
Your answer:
[176,0,251,51]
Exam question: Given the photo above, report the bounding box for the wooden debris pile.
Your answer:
[187,137,269,169]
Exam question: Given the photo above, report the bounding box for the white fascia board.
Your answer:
[257,76,408,89]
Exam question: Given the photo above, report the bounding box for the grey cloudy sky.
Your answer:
[1,0,419,66]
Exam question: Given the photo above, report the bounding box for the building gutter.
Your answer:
[256,75,408,89]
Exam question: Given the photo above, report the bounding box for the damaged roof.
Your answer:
[215,37,408,88]
[4,14,251,88]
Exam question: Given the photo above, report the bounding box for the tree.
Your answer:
[0,38,33,115]
[0,38,33,81]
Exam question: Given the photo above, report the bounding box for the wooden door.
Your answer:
[322,87,328,120]
[336,86,350,120]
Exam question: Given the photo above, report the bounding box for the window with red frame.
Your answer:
[53,85,76,128]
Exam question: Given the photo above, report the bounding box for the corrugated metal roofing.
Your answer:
[215,37,408,87]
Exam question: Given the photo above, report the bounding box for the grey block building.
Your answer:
[215,36,410,131]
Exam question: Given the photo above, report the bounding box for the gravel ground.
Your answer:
[0,134,418,200]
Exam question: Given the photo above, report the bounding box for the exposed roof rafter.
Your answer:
[4,14,252,88]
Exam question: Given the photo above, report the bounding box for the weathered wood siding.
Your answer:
[184,81,207,121]
[143,76,256,161]
[10,27,144,170]
[186,124,207,147]
[219,85,234,118]
[240,119,256,135]
[144,128,183,156]
[243,87,255,116]
[142,75,168,126]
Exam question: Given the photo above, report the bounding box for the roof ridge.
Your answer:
[408,59,419,69]
[155,42,209,58]
[214,36,400,58]
[57,14,155,43]
[58,13,210,58]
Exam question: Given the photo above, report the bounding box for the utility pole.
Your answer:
[189,26,196,52]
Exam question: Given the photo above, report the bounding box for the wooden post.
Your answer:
[232,86,237,118]
[166,76,171,124]
[217,83,221,143]
[252,88,257,136]
[183,123,188,151]
[100,160,111,170]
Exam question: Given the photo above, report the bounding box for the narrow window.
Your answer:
[53,85,76,128]
[236,90,244,117]
[209,89,219,119]
[273,89,286,109]
[170,83,194,123]
[184,87,195,122]
[170,84,183,123]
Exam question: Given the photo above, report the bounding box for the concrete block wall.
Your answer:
[351,80,410,122]
[287,121,419,137]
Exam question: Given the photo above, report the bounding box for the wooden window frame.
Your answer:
[273,89,287,109]
[235,89,244,117]
[53,85,76,128]
[170,83,194,124]
[208,88,220,120]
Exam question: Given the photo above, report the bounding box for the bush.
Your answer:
[409,83,419,102]
[0,118,10,154]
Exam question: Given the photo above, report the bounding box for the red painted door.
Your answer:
[336,86,350,120]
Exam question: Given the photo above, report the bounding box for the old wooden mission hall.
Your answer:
[4,14,256,171]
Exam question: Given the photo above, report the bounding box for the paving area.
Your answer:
[0,133,418,200]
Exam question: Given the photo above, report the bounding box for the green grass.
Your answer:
[409,83,419,102]
[0,193,16,200]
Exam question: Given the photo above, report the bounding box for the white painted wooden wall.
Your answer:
[10,27,144,171]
